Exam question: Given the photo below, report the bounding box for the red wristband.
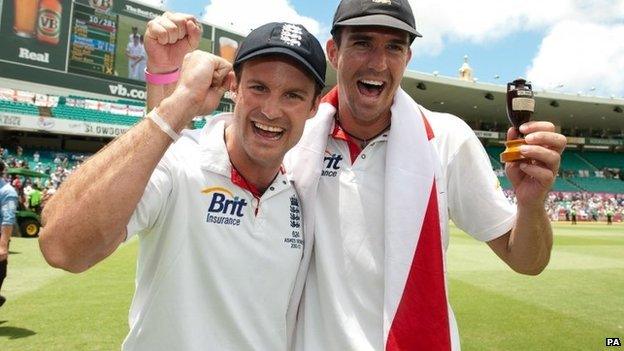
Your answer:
[145,69,180,85]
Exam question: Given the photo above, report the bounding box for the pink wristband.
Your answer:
[145,68,180,85]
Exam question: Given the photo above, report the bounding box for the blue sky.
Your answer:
[140,0,624,98]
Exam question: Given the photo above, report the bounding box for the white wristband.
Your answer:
[148,109,181,142]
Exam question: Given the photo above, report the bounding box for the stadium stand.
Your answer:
[193,119,207,129]
[0,99,40,116]
[567,177,624,193]
[1,88,232,129]
[561,150,598,171]
[487,144,624,194]
[581,151,624,170]
[1,54,622,226]
[485,146,505,164]
[52,105,142,126]
[552,177,583,192]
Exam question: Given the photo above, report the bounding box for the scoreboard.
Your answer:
[0,0,244,101]
[69,3,117,75]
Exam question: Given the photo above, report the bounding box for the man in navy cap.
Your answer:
[39,15,326,350]
[286,0,567,350]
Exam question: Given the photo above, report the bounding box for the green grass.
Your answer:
[447,222,624,351]
[0,238,136,350]
[1,223,623,350]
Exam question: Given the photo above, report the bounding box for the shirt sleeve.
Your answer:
[125,161,173,240]
[447,135,517,242]
[1,194,18,226]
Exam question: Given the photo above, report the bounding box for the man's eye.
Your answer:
[388,44,405,52]
[286,92,303,100]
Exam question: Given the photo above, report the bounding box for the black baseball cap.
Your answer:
[331,0,422,41]
[234,22,326,87]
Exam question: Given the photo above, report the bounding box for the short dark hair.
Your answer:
[0,161,5,174]
[234,57,323,101]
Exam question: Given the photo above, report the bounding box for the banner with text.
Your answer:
[0,112,131,137]
[0,0,72,71]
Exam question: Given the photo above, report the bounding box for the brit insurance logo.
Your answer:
[284,196,303,249]
[322,150,343,177]
[202,186,247,226]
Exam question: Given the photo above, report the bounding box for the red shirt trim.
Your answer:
[324,87,363,163]
[419,108,435,140]
[331,121,362,164]
[321,86,339,107]
[323,87,435,161]
[230,167,261,199]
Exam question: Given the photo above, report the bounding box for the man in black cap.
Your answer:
[39,14,326,350]
[286,0,567,350]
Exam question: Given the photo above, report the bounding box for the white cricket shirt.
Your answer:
[123,118,303,351]
[296,114,516,351]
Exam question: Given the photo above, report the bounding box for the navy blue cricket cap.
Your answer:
[234,22,326,87]
[331,0,422,42]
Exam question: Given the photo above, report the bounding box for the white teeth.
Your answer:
[360,79,383,86]
[254,122,284,133]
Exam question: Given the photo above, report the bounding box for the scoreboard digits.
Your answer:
[69,3,117,75]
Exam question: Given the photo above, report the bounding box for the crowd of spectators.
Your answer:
[505,190,624,223]
[1,144,622,224]
[0,145,88,213]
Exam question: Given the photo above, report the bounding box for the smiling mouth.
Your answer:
[357,79,385,97]
[252,121,284,140]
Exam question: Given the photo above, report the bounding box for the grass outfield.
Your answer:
[1,222,622,350]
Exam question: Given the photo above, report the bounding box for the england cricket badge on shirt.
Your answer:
[284,195,303,249]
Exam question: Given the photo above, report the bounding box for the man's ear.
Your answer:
[326,39,339,70]
[229,74,239,103]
